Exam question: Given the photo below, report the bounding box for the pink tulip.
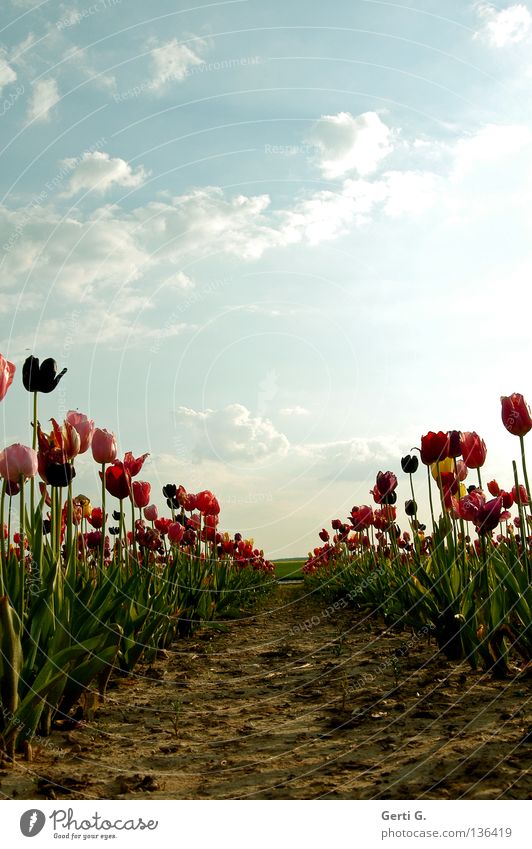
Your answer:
[168,522,185,544]
[0,444,38,482]
[0,354,16,402]
[66,410,94,454]
[91,428,117,464]
[132,480,151,509]
[144,504,158,521]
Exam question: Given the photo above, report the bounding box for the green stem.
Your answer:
[512,460,530,581]
[477,468,483,490]
[426,465,436,534]
[100,463,106,572]
[130,494,138,567]
[0,479,6,595]
[519,435,532,519]
[19,476,25,620]
[30,391,37,522]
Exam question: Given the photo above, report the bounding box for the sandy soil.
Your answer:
[1,584,531,800]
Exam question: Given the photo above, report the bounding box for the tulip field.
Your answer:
[0,350,531,799]
[0,353,274,761]
[303,408,532,677]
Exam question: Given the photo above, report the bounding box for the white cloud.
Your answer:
[280,406,310,417]
[452,123,532,179]
[382,171,441,216]
[175,403,290,463]
[295,436,403,480]
[0,56,17,92]
[149,37,206,90]
[476,2,532,46]
[61,151,149,197]
[308,111,394,178]
[26,78,59,122]
[164,271,195,290]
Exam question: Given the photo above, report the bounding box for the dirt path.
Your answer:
[2,584,531,800]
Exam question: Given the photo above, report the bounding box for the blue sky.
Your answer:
[1,0,532,555]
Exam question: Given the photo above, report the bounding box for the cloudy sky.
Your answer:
[1,0,532,556]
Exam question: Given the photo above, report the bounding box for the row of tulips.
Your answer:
[0,353,274,759]
[304,393,532,677]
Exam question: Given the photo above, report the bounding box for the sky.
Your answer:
[1,0,532,557]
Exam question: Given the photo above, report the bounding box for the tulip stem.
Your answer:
[512,460,530,580]
[130,495,138,567]
[477,468,483,490]
[0,479,6,594]
[519,435,532,519]
[19,476,25,620]
[426,466,436,534]
[100,463,106,573]
[30,391,37,521]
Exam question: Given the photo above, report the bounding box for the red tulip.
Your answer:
[456,490,485,522]
[168,522,185,544]
[460,432,487,469]
[0,444,38,482]
[132,480,151,509]
[501,490,514,509]
[87,507,104,529]
[487,479,500,497]
[123,451,149,477]
[512,484,529,506]
[196,490,220,516]
[144,504,158,521]
[501,393,532,437]
[183,492,198,512]
[103,462,131,500]
[350,505,374,530]
[0,354,16,402]
[38,418,80,463]
[154,517,172,535]
[474,497,503,535]
[318,528,330,542]
[92,428,117,464]
[420,431,450,465]
[375,471,397,496]
[66,410,94,453]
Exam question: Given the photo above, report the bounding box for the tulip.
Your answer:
[183,492,198,512]
[375,471,397,496]
[87,507,104,529]
[66,411,94,454]
[460,432,487,469]
[92,428,117,464]
[123,451,149,477]
[487,480,500,497]
[154,517,172,535]
[0,354,16,402]
[22,355,67,393]
[168,522,185,545]
[196,489,221,516]
[401,455,418,474]
[405,499,417,517]
[447,430,462,459]
[45,462,76,487]
[474,496,503,535]
[0,444,38,481]
[456,490,485,523]
[144,504,158,521]
[501,393,532,437]
[501,490,514,509]
[431,457,455,481]
[512,484,529,506]
[350,505,374,530]
[132,480,151,509]
[103,462,131,500]
[318,528,330,542]
[420,431,450,465]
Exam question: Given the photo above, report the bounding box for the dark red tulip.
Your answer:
[474,497,503,534]
[501,490,514,509]
[447,430,462,459]
[420,431,450,465]
[375,471,398,496]
[103,462,131,500]
[318,528,330,542]
[456,490,485,523]
[501,393,532,437]
[350,505,374,530]
[460,432,487,469]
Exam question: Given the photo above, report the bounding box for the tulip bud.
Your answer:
[92,428,117,464]
[501,393,532,437]
[0,354,16,402]
[22,355,67,394]
[144,504,158,521]
[405,499,417,516]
